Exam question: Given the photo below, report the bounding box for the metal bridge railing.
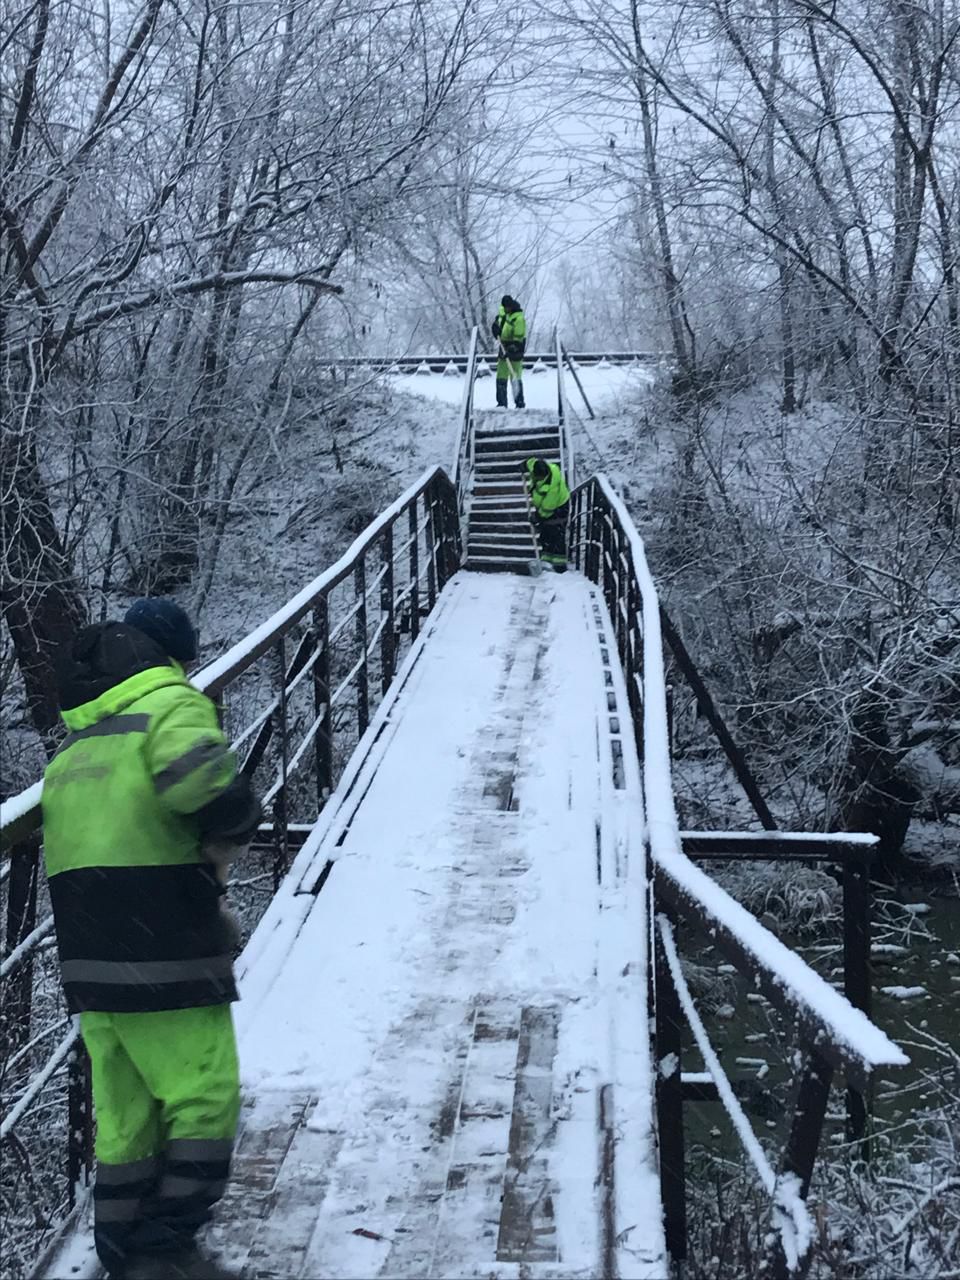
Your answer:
[451,325,479,513]
[570,474,908,1276]
[0,467,461,1279]
[316,350,669,374]
[554,330,576,489]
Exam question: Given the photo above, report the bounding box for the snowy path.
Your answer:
[43,572,665,1280]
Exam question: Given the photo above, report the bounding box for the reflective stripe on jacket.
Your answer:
[42,664,242,1013]
[525,459,571,518]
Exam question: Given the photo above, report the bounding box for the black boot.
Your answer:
[125,1245,240,1280]
[495,378,508,408]
[514,381,525,409]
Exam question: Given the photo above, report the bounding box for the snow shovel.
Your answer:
[523,473,550,577]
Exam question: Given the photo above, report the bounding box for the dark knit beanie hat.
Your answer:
[501,294,513,308]
[124,598,198,662]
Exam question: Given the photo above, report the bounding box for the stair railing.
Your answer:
[451,325,479,516]
[0,468,462,1279]
[554,329,576,488]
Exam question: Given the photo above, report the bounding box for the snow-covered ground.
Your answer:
[387,361,658,411]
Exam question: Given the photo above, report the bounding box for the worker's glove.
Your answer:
[218,900,243,953]
[492,319,502,338]
[201,835,253,887]
[504,340,524,360]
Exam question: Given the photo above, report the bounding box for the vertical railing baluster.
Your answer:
[654,897,688,1265]
[586,481,599,582]
[313,599,332,811]
[602,502,614,616]
[355,558,370,735]
[445,485,462,581]
[843,854,872,1157]
[67,1039,93,1203]
[273,635,289,890]
[2,843,39,1063]
[425,489,437,611]
[381,523,396,694]
[409,501,420,641]
[627,556,644,753]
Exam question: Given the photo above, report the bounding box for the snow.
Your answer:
[681,829,878,846]
[0,778,43,836]
[0,916,55,979]
[1,1024,79,1141]
[388,363,657,410]
[880,986,927,1000]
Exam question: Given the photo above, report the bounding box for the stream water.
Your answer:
[683,878,960,1152]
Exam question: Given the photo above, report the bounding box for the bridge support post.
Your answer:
[654,900,688,1266]
[769,1047,834,1280]
[842,858,872,1157]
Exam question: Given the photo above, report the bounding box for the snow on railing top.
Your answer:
[592,473,908,1075]
[0,781,43,841]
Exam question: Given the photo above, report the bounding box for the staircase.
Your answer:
[465,414,563,573]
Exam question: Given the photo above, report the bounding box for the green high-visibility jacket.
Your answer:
[526,459,570,518]
[494,306,526,354]
[42,623,257,1014]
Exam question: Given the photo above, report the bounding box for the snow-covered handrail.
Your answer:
[451,326,478,505]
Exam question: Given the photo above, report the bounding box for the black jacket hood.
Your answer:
[56,622,173,712]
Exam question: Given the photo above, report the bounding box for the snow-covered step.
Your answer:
[473,485,528,498]
[473,459,558,475]
[473,437,560,449]
[467,510,529,523]
[469,500,529,514]
[474,434,561,454]
[464,556,534,574]
[467,545,534,561]
[467,532,535,544]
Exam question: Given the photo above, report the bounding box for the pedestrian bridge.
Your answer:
[1,333,907,1280]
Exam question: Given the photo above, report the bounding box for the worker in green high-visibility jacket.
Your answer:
[492,295,526,408]
[525,457,571,571]
[41,598,260,1280]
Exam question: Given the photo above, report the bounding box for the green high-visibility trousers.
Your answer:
[80,1005,240,1276]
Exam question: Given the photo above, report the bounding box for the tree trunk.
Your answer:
[1,419,87,753]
